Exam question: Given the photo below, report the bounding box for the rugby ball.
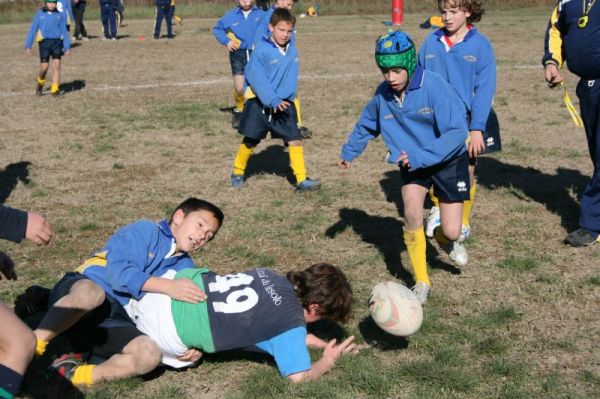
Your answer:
[369,281,423,336]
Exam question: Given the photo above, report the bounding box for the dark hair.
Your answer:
[438,0,485,24]
[287,263,353,323]
[168,197,224,228]
[270,8,296,27]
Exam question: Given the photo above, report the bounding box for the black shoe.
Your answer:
[51,90,63,97]
[35,83,43,96]
[167,35,175,39]
[232,110,242,129]
[299,126,312,139]
[14,285,51,319]
[153,35,159,40]
[564,228,600,247]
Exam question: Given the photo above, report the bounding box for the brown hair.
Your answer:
[168,197,224,230]
[287,263,353,323]
[438,0,485,24]
[270,7,296,27]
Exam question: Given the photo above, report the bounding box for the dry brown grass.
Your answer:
[1,8,599,399]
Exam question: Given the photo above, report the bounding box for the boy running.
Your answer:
[419,0,497,243]
[338,31,470,304]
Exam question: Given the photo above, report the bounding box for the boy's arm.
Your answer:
[245,50,284,108]
[212,14,232,46]
[142,275,206,303]
[469,39,496,132]
[543,6,565,86]
[24,12,39,49]
[288,336,358,383]
[339,96,380,164]
[61,13,71,51]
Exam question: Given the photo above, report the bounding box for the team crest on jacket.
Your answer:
[463,55,477,63]
[418,107,433,115]
[425,54,436,60]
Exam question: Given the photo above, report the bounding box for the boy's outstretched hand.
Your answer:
[25,212,53,245]
[323,335,359,364]
[338,159,352,169]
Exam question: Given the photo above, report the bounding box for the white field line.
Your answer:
[0,64,541,98]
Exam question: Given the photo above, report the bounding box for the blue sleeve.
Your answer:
[246,49,282,108]
[253,17,269,48]
[0,205,28,243]
[25,12,40,49]
[410,80,468,170]
[104,222,157,300]
[212,12,231,46]
[340,95,380,162]
[255,327,311,377]
[470,38,496,132]
[62,13,71,50]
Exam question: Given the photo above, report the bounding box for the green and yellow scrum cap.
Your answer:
[375,30,417,80]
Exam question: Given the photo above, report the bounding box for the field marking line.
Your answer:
[0,64,541,98]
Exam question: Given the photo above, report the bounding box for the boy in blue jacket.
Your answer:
[230,8,319,191]
[25,0,71,97]
[419,0,497,243]
[338,31,470,304]
[31,198,223,386]
[212,0,264,128]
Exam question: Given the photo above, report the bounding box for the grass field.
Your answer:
[1,7,599,399]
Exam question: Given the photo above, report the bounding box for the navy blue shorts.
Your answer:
[238,97,302,143]
[38,38,63,63]
[482,108,501,154]
[49,272,143,360]
[400,152,470,202]
[229,49,250,76]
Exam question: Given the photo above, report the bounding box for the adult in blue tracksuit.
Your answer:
[338,31,470,304]
[154,0,174,39]
[212,0,264,126]
[543,0,600,246]
[31,198,223,373]
[25,0,71,96]
[99,0,118,40]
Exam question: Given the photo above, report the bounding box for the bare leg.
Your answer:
[51,59,61,88]
[0,303,35,374]
[233,74,244,98]
[91,336,161,383]
[34,279,105,342]
[439,199,463,241]
[401,183,428,230]
[38,62,49,80]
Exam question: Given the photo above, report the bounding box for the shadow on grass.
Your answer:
[358,316,409,351]
[245,144,295,186]
[0,161,30,203]
[219,106,235,113]
[477,157,589,232]
[61,80,86,94]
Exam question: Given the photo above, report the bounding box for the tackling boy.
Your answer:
[24,0,71,97]
[338,31,470,304]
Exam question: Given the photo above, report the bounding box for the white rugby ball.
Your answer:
[369,281,423,336]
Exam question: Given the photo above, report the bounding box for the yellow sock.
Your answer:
[289,145,307,184]
[71,365,95,387]
[462,184,477,226]
[403,228,429,284]
[37,77,46,85]
[293,98,303,127]
[35,338,48,356]
[434,227,450,246]
[234,92,245,112]
[429,187,439,207]
[50,83,59,93]
[233,143,254,175]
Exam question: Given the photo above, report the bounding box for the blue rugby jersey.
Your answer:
[543,0,600,80]
[419,27,496,132]
[341,66,468,171]
[24,8,71,50]
[212,6,264,50]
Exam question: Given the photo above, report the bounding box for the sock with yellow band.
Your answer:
[70,365,95,387]
[234,92,245,113]
[403,228,430,285]
[36,77,45,86]
[233,143,254,176]
[50,83,59,94]
[462,184,477,226]
[429,186,439,208]
[289,146,307,184]
[293,98,303,127]
[35,338,48,357]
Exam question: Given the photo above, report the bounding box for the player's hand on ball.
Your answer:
[468,130,485,157]
[168,278,207,303]
[177,348,203,363]
[338,159,352,169]
[0,252,17,281]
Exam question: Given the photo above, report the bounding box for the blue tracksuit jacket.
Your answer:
[245,36,299,108]
[212,6,264,50]
[25,8,71,50]
[57,0,74,25]
[75,220,195,306]
[418,27,496,132]
[341,66,468,171]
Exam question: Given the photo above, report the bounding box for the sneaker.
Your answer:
[35,83,43,96]
[425,206,441,238]
[564,228,600,247]
[111,37,117,41]
[411,281,430,305]
[153,35,159,40]
[81,37,89,42]
[14,285,51,319]
[231,110,242,129]
[50,353,83,381]
[231,174,245,188]
[167,35,175,39]
[71,36,77,42]
[298,126,312,139]
[440,240,468,267]
[102,37,109,41]
[458,224,471,243]
[51,90,63,97]
[295,178,321,192]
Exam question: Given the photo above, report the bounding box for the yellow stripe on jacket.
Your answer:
[546,6,563,67]
[75,251,108,274]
